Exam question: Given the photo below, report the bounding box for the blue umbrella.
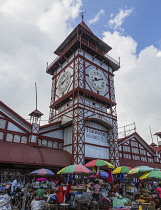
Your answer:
[29,168,54,176]
[99,171,109,178]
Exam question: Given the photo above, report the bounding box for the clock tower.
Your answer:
[46,21,120,166]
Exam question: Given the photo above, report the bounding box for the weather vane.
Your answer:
[80,10,86,21]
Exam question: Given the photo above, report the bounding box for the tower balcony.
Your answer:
[46,35,120,75]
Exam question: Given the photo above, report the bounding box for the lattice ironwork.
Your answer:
[72,56,86,164]
[108,105,119,167]
[48,34,119,165]
[72,102,85,164]
[49,76,56,122]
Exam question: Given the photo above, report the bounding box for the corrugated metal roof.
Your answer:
[0,141,72,167]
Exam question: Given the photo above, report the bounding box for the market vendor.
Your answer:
[35,185,45,200]
[113,192,130,209]
[11,177,18,193]
[113,181,119,194]
[64,181,71,203]
[56,181,64,203]
[92,180,101,202]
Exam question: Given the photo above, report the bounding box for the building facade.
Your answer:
[0,21,160,182]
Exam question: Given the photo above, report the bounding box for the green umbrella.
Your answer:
[140,170,161,180]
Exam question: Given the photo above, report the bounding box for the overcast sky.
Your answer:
[1,0,161,145]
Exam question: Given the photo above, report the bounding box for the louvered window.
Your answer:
[0,119,6,129]
[14,135,20,143]
[6,133,13,142]
[53,142,58,148]
[0,132,4,140]
[21,136,27,144]
[48,141,52,148]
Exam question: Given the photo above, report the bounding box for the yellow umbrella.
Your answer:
[112,166,132,174]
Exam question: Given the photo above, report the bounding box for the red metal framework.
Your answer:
[47,22,120,166]
[72,56,86,164]
[49,75,56,121]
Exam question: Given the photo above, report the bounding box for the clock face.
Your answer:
[89,69,106,91]
[57,71,71,93]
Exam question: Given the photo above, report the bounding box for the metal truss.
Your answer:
[72,56,85,164]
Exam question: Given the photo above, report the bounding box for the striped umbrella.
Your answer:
[85,159,114,168]
[128,166,153,174]
[112,166,133,174]
[57,164,92,174]
[139,170,161,180]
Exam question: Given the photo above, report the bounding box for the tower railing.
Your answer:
[46,35,120,71]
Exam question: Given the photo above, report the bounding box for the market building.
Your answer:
[0,21,160,182]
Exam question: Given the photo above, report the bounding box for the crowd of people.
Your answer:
[2,176,161,209]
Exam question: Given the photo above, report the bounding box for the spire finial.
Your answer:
[35,82,37,110]
[80,10,86,21]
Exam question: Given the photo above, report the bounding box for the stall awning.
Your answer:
[0,141,72,167]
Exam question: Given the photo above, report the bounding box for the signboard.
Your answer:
[85,127,108,144]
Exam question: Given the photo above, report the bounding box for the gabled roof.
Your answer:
[0,101,30,126]
[118,132,156,156]
[0,101,31,132]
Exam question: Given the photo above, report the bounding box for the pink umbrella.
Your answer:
[36,178,47,181]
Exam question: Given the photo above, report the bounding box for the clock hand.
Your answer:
[93,77,103,81]
[61,78,66,85]
[97,78,103,81]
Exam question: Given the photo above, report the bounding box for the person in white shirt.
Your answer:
[11,178,18,193]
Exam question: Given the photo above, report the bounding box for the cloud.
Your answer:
[102,31,161,144]
[88,9,104,25]
[109,8,133,29]
[0,0,82,122]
